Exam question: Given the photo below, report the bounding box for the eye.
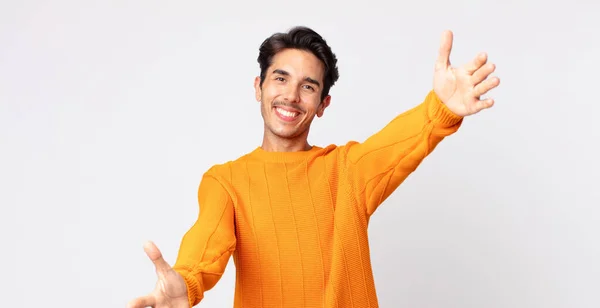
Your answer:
[303,85,315,91]
[275,77,285,82]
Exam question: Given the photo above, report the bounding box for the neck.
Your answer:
[261,128,312,152]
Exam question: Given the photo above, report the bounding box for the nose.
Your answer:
[283,84,300,103]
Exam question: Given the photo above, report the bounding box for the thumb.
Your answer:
[143,241,172,275]
[435,30,453,70]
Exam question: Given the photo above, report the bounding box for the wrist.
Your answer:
[427,90,463,127]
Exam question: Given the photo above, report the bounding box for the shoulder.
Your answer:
[202,157,243,182]
[318,141,360,161]
[195,155,246,204]
[198,149,256,188]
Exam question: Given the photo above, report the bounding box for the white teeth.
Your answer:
[276,107,299,118]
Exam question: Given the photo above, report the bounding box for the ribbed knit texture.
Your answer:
[172,90,463,307]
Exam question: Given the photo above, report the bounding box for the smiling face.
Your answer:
[254,48,331,145]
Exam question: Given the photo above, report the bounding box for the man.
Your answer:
[128,26,500,308]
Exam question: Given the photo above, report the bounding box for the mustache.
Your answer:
[272,101,304,113]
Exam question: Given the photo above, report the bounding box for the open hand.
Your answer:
[127,241,189,308]
[433,30,500,117]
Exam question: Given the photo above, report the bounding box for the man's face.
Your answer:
[254,48,331,140]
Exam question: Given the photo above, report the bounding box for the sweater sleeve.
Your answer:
[342,90,464,217]
[172,172,237,307]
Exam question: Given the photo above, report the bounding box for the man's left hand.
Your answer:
[433,30,501,117]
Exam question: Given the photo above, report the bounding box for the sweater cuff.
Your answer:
[426,90,463,127]
[173,266,203,307]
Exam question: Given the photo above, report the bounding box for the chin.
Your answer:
[272,128,300,139]
[268,124,303,139]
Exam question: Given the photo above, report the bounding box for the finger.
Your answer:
[463,52,487,74]
[471,62,496,85]
[127,295,156,308]
[435,30,453,70]
[143,241,172,275]
[472,98,495,113]
[473,76,500,97]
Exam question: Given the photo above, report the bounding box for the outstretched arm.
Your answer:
[343,30,500,217]
[172,171,237,307]
[127,171,235,308]
[342,91,462,216]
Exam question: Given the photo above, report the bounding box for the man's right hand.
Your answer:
[127,241,190,308]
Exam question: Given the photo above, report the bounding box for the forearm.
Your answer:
[172,173,237,307]
[172,225,236,307]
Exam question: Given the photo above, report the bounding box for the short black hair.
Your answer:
[257,26,339,100]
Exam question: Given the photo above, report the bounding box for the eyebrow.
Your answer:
[272,69,321,88]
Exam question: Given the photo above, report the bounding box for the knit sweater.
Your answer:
[172,90,463,307]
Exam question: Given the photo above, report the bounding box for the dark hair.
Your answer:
[257,26,339,100]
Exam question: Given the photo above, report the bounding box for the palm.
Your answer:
[433,30,500,117]
[128,241,189,308]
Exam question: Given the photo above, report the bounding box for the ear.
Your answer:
[316,95,331,118]
[254,76,262,102]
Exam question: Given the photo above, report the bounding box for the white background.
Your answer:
[1,0,598,307]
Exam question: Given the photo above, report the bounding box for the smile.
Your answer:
[274,107,301,122]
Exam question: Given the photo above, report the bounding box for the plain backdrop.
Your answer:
[1,0,598,307]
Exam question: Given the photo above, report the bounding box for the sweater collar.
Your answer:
[248,145,322,163]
